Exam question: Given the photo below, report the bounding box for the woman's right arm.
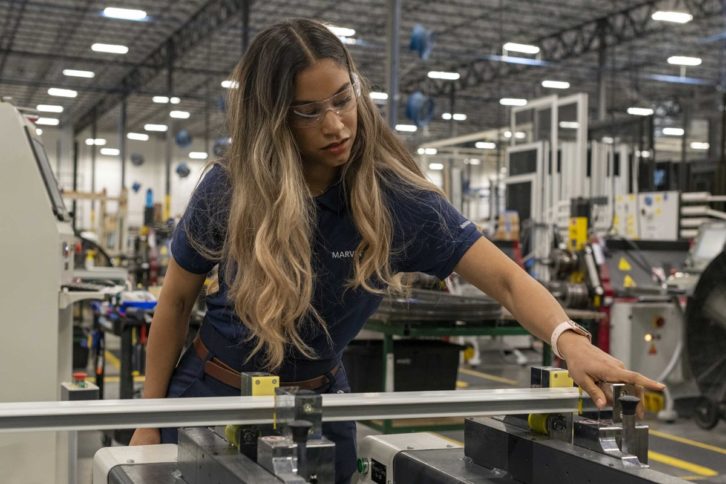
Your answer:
[129,257,207,445]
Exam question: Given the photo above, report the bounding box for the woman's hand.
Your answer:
[129,427,161,446]
[558,331,666,418]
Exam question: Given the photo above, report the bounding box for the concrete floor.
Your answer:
[77,339,726,483]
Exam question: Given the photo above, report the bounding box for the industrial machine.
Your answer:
[355,367,686,484]
[0,100,103,484]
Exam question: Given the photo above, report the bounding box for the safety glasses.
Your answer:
[289,74,361,128]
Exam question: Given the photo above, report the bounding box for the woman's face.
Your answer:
[289,58,358,178]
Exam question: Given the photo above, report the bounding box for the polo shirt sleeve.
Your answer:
[390,186,482,280]
[170,164,230,275]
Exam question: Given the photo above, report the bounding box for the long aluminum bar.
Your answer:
[0,388,578,433]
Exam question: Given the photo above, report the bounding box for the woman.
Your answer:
[130,18,663,483]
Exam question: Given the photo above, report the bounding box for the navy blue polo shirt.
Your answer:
[171,164,481,380]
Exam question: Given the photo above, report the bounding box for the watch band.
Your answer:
[550,320,592,360]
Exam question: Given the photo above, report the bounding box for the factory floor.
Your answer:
[76,337,726,484]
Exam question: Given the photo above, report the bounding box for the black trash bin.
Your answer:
[342,339,463,392]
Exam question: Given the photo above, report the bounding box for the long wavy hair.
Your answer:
[193,18,441,370]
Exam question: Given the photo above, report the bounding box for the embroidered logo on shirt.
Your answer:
[331,250,355,259]
[460,220,472,229]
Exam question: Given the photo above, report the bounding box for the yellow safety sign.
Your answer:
[619,257,632,271]
[624,274,637,288]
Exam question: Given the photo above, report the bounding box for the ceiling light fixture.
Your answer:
[369,91,388,101]
[63,69,95,78]
[542,80,570,89]
[48,88,77,98]
[127,132,149,141]
[627,107,654,116]
[189,152,208,160]
[651,11,693,23]
[102,7,148,21]
[37,104,64,113]
[35,117,59,126]
[395,124,417,132]
[667,56,702,66]
[475,141,496,149]
[429,163,444,171]
[221,80,239,89]
[170,110,190,119]
[427,71,460,80]
[100,148,120,156]
[503,42,540,55]
[144,124,168,132]
[663,127,685,136]
[85,138,107,146]
[500,98,527,106]
[691,142,709,150]
[91,43,129,54]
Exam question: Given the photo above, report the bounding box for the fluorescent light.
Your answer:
[170,110,190,119]
[503,131,512,138]
[326,25,356,37]
[442,112,467,121]
[36,104,63,113]
[500,97,527,106]
[637,150,652,158]
[503,42,540,55]
[667,56,701,66]
[475,141,496,149]
[427,71,460,80]
[100,148,120,156]
[127,132,149,141]
[102,7,147,21]
[559,121,580,129]
[221,80,239,89]
[189,152,208,160]
[691,142,710,150]
[35,117,59,126]
[369,91,388,101]
[48,87,77,98]
[514,131,526,139]
[651,11,692,23]
[36,128,43,135]
[627,107,654,116]
[91,43,129,54]
[170,97,180,104]
[542,80,570,89]
[602,136,614,144]
[63,69,94,78]
[468,158,481,165]
[340,37,358,45]
[395,124,417,132]
[85,138,107,146]
[417,147,437,155]
[144,124,168,132]
[663,127,684,136]
[429,163,444,171]
[153,96,169,104]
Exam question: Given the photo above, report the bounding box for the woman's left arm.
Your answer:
[454,237,665,410]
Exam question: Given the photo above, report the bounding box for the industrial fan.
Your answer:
[684,250,726,429]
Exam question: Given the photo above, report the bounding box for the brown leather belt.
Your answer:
[192,335,339,391]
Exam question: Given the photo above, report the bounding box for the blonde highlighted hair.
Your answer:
[192,18,441,371]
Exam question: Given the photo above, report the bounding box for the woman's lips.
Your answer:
[323,138,348,154]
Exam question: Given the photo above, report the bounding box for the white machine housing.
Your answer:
[355,432,461,484]
[609,301,684,384]
[0,101,77,484]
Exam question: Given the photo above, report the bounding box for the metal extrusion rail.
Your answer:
[0,388,578,433]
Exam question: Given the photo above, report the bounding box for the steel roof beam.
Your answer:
[72,0,251,134]
[405,0,723,96]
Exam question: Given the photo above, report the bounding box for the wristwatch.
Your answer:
[550,320,592,360]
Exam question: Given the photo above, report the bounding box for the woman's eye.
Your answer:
[334,96,353,108]
[296,106,320,117]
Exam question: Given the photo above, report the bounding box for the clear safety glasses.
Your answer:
[289,74,361,128]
